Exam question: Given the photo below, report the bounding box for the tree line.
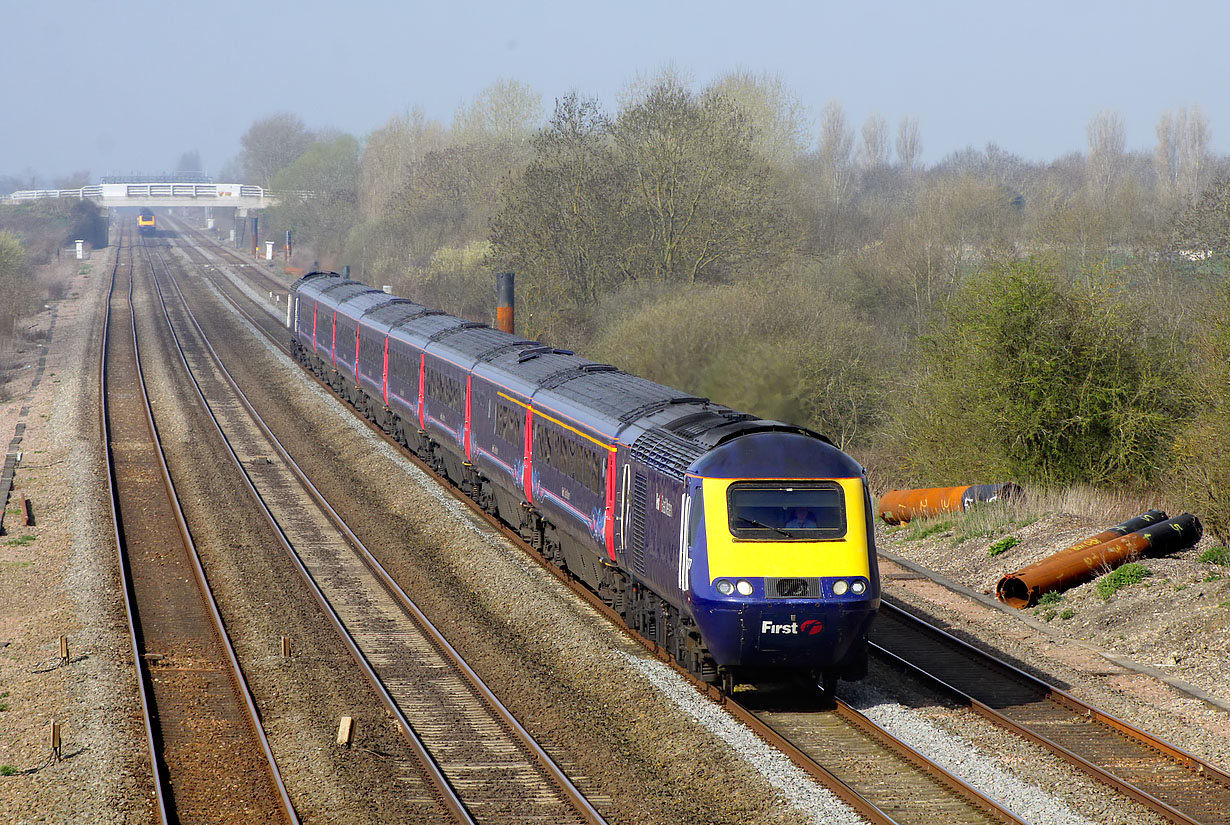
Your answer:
[232,73,1230,541]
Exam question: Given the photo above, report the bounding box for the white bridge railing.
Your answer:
[2,183,314,203]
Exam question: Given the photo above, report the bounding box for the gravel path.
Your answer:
[0,245,154,824]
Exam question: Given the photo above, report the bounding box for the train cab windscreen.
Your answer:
[726,481,847,540]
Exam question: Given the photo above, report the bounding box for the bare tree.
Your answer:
[614,83,794,284]
[240,113,314,186]
[1086,110,1125,198]
[360,108,448,219]
[812,101,855,248]
[452,78,543,142]
[707,70,809,164]
[1154,110,1179,201]
[1179,104,1211,199]
[858,113,890,168]
[896,116,922,173]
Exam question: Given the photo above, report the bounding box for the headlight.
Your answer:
[851,580,867,595]
[832,580,849,596]
[715,579,735,596]
[736,580,754,596]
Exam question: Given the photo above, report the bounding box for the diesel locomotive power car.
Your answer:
[137,209,156,236]
[288,272,879,691]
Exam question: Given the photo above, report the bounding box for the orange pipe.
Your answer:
[995,511,1202,608]
[878,486,971,525]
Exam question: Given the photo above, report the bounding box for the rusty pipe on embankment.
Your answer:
[996,512,1202,608]
[878,483,1022,525]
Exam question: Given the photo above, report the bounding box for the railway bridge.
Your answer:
[2,181,311,214]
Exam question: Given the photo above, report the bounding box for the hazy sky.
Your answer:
[5,0,1227,182]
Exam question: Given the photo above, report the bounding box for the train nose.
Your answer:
[691,594,877,669]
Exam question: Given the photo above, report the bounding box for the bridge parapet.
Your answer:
[2,182,312,208]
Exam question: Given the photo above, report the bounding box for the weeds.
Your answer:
[951,501,1020,543]
[906,518,954,541]
[1060,608,1076,620]
[1205,572,1223,582]
[1038,590,1063,605]
[0,766,15,776]
[4,535,35,547]
[1097,562,1152,600]
[1200,546,1230,566]
[988,536,1019,557]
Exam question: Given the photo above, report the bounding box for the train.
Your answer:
[137,209,156,236]
[287,272,879,692]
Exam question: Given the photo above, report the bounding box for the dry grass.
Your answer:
[884,483,1165,548]
[1015,483,1165,523]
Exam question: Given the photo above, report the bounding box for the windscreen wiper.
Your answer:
[736,516,792,538]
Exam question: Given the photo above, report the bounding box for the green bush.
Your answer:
[1170,283,1230,543]
[1037,590,1063,605]
[591,279,891,449]
[1200,546,1230,566]
[901,259,1186,486]
[0,766,16,777]
[988,536,1019,557]
[1060,608,1076,620]
[1097,562,1152,600]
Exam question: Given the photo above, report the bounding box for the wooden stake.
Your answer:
[51,721,61,762]
[58,635,68,663]
[336,716,353,747]
[280,636,290,657]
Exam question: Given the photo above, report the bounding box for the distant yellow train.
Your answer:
[137,209,155,235]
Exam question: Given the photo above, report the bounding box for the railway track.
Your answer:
[160,220,1037,824]
[869,600,1230,825]
[743,690,1027,824]
[165,217,1230,824]
[101,228,298,824]
[141,235,609,825]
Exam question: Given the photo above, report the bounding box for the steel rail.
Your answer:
[141,238,477,825]
[871,600,1230,825]
[829,697,1029,824]
[146,239,606,824]
[99,228,170,825]
[130,237,301,824]
[165,222,1034,825]
[103,229,300,824]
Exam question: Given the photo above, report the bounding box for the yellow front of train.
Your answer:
[685,429,879,683]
